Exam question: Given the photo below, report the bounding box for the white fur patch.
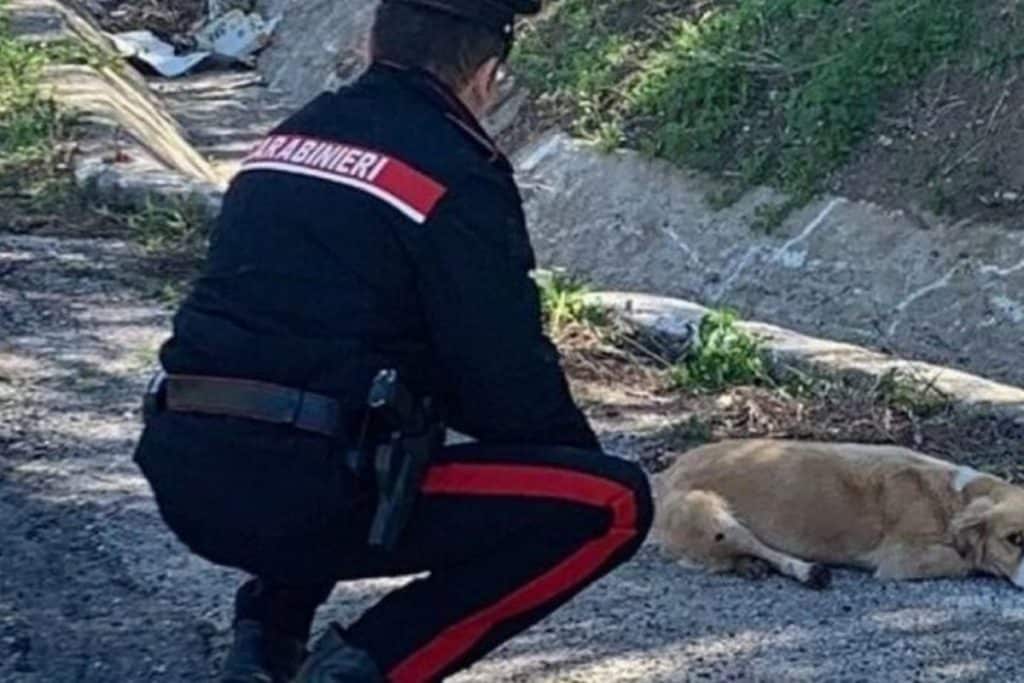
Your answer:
[1013,560,1024,589]
[953,466,984,492]
[785,560,812,583]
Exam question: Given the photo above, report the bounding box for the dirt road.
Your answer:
[2,234,1022,682]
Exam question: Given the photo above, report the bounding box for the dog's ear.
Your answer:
[952,497,994,564]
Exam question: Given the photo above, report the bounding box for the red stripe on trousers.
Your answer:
[388,464,640,683]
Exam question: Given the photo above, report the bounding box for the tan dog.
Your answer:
[652,439,1024,590]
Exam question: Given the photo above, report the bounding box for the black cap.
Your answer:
[381,0,542,37]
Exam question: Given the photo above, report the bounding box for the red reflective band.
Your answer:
[389,464,639,683]
[239,134,447,224]
[421,466,638,529]
[372,161,449,224]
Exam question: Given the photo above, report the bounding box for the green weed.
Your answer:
[775,363,953,420]
[534,268,606,335]
[874,368,952,418]
[751,198,803,234]
[671,308,768,392]
[92,195,210,254]
[1,0,120,161]
[0,23,65,160]
[41,37,120,70]
[0,3,92,196]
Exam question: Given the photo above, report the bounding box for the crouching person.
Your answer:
[131,1,653,681]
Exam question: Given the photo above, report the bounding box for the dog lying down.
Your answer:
[652,439,1024,590]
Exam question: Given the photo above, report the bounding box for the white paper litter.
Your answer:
[108,31,211,78]
[108,6,281,78]
[194,10,281,61]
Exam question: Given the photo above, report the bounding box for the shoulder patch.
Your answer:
[239,134,448,224]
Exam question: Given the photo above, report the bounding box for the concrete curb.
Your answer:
[592,291,1024,424]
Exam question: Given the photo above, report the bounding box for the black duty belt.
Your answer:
[144,368,447,552]
[147,372,344,438]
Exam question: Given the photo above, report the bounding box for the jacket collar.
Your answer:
[366,60,508,166]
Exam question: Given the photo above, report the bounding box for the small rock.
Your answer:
[878,135,894,147]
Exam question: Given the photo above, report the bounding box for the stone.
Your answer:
[255,0,376,106]
[592,291,1024,421]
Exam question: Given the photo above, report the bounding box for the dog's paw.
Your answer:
[735,557,774,580]
[804,563,832,590]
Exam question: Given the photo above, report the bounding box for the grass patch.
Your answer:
[0,4,120,222]
[535,268,607,336]
[1,0,123,170]
[0,2,85,238]
[0,2,109,158]
[670,308,768,392]
[872,368,953,418]
[0,8,69,164]
[780,365,953,419]
[514,0,976,228]
[90,194,211,253]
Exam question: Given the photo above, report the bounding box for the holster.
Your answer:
[142,369,168,422]
[349,369,445,552]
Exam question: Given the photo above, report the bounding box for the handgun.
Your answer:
[364,369,444,551]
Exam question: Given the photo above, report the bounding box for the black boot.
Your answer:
[290,625,384,683]
[220,619,307,683]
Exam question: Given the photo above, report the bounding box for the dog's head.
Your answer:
[953,492,1024,587]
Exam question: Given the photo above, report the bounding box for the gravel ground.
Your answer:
[2,233,1023,682]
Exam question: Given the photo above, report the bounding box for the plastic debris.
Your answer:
[108,2,280,77]
[108,31,210,78]
[194,10,282,63]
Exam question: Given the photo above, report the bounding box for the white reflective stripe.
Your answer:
[239,160,428,224]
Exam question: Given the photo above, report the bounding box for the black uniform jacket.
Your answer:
[159,62,599,451]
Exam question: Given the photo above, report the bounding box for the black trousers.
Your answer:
[135,412,653,682]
